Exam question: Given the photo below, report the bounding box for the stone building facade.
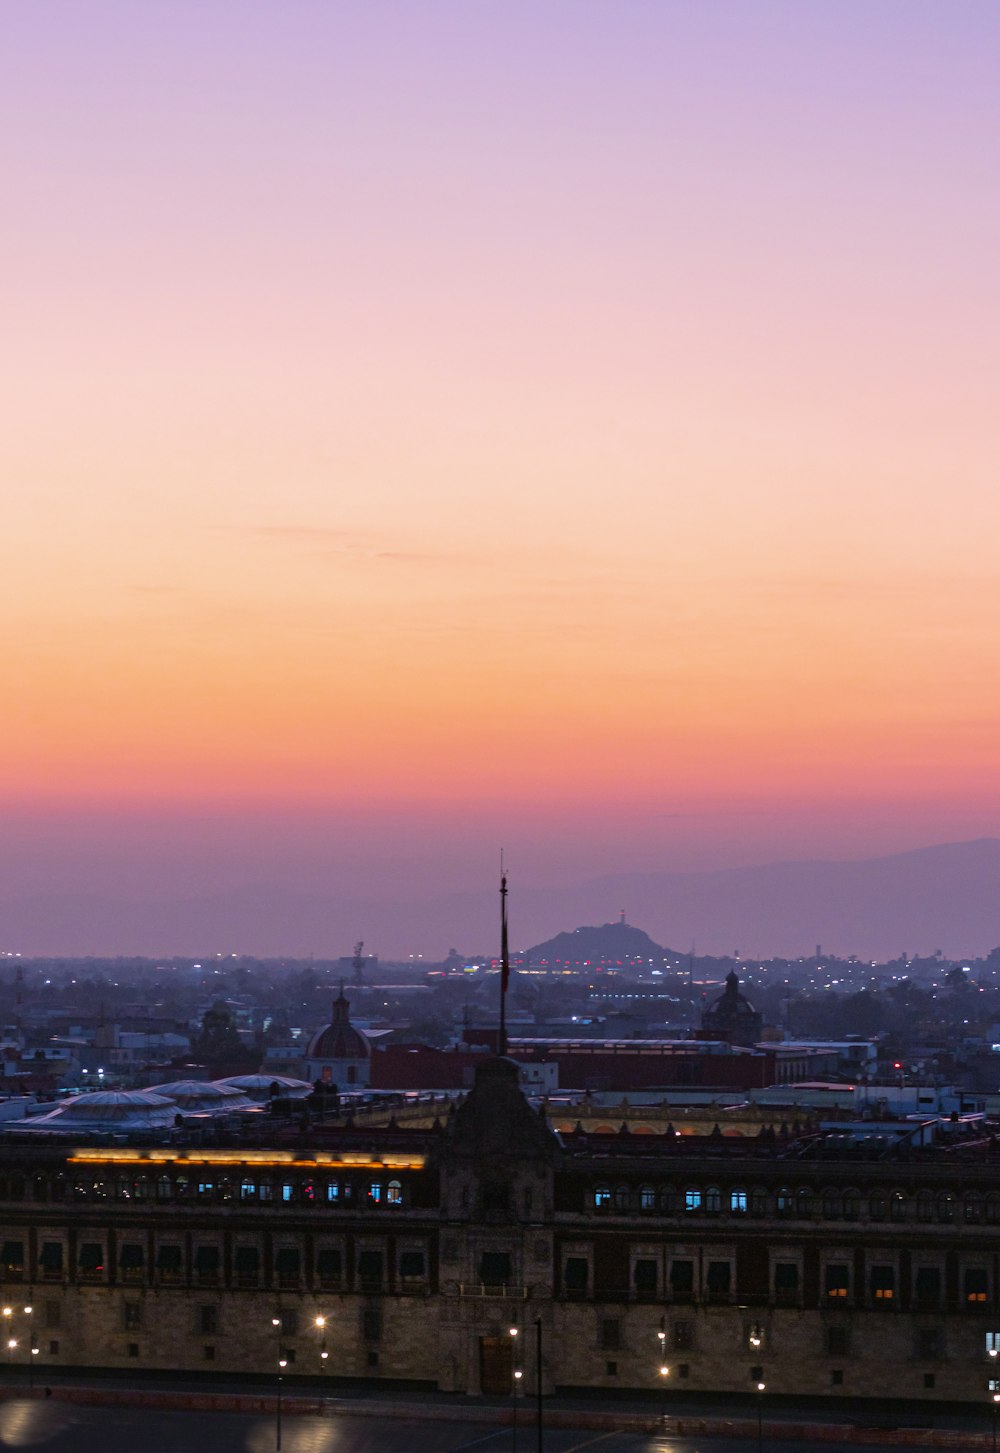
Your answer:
[2,1058,1000,1408]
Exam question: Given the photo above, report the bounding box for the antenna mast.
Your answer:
[499,855,510,1057]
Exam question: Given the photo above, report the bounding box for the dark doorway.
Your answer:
[479,1335,513,1395]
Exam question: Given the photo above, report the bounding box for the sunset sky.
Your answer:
[3,3,999,951]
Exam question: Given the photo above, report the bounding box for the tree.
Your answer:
[192,1001,256,1071]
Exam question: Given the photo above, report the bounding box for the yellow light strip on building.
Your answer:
[68,1149,426,1170]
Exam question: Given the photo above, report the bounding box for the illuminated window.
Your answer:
[730,1189,748,1214]
[684,1188,702,1213]
[870,1265,894,1301]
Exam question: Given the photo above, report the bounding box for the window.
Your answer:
[923,1373,935,1390]
[730,1190,748,1214]
[362,1303,382,1343]
[822,1190,841,1219]
[683,1188,702,1213]
[870,1265,895,1302]
[119,1244,144,1279]
[706,1261,731,1299]
[78,1243,104,1276]
[317,1249,343,1285]
[156,1245,182,1278]
[235,1246,260,1283]
[640,1185,656,1212]
[203,1345,215,1361]
[613,1186,629,1211]
[916,1191,934,1223]
[123,1303,142,1331]
[915,1267,941,1307]
[890,1193,907,1223]
[600,1318,621,1351]
[824,1264,849,1300]
[826,1326,850,1357]
[705,1186,721,1215]
[605,1360,617,1376]
[258,1179,273,1203]
[367,1182,382,1204]
[670,1260,694,1299]
[775,1187,793,1217]
[399,1251,425,1280]
[673,1321,694,1351]
[774,1263,799,1301]
[633,1259,658,1299]
[842,1191,860,1221]
[917,1329,942,1360]
[48,1341,59,1356]
[156,1176,172,1202]
[986,1332,1000,1354]
[195,1246,220,1283]
[2,1240,24,1275]
[564,1257,588,1295]
[750,1188,768,1217]
[386,1180,403,1206]
[358,1249,384,1289]
[937,1193,955,1224]
[275,1248,301,1286]
[326,1180,340,1204]
[594,1186,611,1210]
[869,1193,887,1222]
[831,1369,844,1386]
[479,1252,511,1288]
[280,1182,295,1204]
[659,1187,676,1214]
[797,1188,813,1218]
[128,1343,139,1359]
[367,1350,379,1368]
[239,1180,256,1202]
[746,1322,765,1351]
[966,1269,990,1305]
[199,1306,218,1336]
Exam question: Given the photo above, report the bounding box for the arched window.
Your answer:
[387,1180,403,1206]
[937,1192,955,1223]
[156,1176,172,1202]
[684,1187,702,1213]
[239,1179,257,1202]
[705,1186,722,1215]
[640,1185,656,1212]
[915,1190,934,1222]
[594,1185,611,1210]
[730,1189,748,1214]
[843,1190,861,1221]
[258,1178,274,1203]
[326,1179,340,1204]
[132,1176,148,1201]
[659,1186,676,1214]
[33,1175,48,1203]
[821,1188,841,1219]
[889,1192,907,1223]
[368,1182,383,1205]
[750,1187,769,1217]
[964,1194,983,1224]
[986,1194,1000,1225]
[775,1187,793,1217]
[797,1187,814,1218]
[613,1185,630,1211]
[869,1192,887,1222]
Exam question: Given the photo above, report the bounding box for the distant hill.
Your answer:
[2,838,1000,961]
[526,918,677,967]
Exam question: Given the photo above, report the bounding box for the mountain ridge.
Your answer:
[2,837,999,961]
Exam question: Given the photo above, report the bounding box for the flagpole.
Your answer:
[499,859,509,1057]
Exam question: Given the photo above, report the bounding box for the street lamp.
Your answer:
[315,1315,329,1364]
[509,1327,520,1453]
[756,1380,766,1453]
[657,1320,669,1426]
[992,1391,1000,1453]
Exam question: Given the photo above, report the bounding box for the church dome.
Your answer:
[305,989,371,1061]
[701,969,762,1045]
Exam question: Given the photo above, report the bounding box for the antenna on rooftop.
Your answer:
[499,852,510,1058]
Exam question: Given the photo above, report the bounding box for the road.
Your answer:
[0,1401,979,1453]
